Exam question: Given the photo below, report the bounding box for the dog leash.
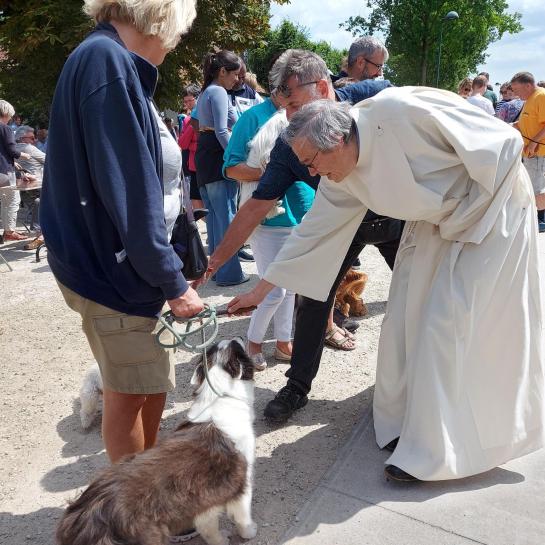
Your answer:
[156,304,256,398]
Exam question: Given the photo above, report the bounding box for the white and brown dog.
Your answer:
[58,338,257,545]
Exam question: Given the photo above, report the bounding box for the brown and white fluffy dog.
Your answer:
[57,338,257,545]
[335,269,368,317]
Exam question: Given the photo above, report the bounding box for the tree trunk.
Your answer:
[420,12,430,85]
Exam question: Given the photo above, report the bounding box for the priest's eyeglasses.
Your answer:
[274,80,319,98]
[302,149,321,170]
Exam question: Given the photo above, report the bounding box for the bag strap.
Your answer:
[180,171,195,222]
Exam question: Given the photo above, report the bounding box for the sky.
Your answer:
[270,0,545,89]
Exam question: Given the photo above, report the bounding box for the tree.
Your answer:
[341,0,522,89]
[247,20,346,88]
[0,0,289,125]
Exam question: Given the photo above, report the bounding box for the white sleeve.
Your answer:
[264,177,366,301]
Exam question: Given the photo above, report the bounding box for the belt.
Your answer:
[199,126,215,133]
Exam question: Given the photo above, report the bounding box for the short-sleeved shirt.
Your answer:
[519,87,545,157]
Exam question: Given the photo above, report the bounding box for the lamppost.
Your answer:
[435,10,459,87]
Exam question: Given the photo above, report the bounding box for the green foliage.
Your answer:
[342,0,522,89]
[247,20,347,88]
[0,0,290,125]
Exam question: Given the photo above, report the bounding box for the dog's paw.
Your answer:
[238,521,257,540]
[80,410,95,429]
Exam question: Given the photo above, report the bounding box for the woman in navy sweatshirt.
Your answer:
[40,0,201,471]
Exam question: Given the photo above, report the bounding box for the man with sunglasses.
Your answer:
[332,36,388,82]
[204,49,402,423]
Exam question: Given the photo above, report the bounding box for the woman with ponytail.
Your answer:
[195,50,249,286]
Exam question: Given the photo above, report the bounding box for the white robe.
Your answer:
[264,87,545,480]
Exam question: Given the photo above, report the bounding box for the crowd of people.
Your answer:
[1,2,544,532]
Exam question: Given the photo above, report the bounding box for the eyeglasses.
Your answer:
[363,58,384,71]
[274,80,319,98]
[301,148,320,170]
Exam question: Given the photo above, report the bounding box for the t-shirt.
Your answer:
[467,94,495,115]
[519,87,545,157]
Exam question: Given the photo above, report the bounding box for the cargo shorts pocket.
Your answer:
[92,314,163,367]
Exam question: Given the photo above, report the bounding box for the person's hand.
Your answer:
[167,286,205,318]
[191,267,215,290]
[227,289,265,315]
[19,152,30,160]
[525,141,538,158]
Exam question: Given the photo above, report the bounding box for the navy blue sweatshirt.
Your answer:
[41,23,188,317]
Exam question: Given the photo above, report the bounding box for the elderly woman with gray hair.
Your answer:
[0,100,31,242]
[229,90,544,482]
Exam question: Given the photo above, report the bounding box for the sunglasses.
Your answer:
[274,80,319,98]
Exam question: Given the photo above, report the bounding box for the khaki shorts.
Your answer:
[57,281,174,394]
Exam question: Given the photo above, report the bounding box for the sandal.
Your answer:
[23,237,44,251]
[3,231,29,241]
[274,346,292,362]
[324,325,357,351]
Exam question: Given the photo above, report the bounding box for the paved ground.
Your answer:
[1,221,543,545]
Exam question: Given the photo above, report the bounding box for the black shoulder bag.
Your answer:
[170,176,209,280]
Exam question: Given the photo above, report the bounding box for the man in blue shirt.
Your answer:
[205,49,402,423]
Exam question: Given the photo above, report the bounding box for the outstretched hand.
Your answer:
[227,290,264,315]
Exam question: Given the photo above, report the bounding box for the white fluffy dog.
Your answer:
[239,110,289,216]
[79,362,103,429]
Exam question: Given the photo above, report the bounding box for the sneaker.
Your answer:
[264,385,308,423]
[539,221,545,233]
[216,273,251,287]
[250,352,267,371]
[238,248,254,262]
[169,529,199,543]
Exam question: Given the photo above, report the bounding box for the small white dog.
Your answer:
[79,362,103,429]
[239,110,289,217]
[59,338,257,545]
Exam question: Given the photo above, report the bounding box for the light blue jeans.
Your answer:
[199,179,244,284]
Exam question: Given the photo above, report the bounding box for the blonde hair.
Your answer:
[0,100,15,119]
[83,0,197,50]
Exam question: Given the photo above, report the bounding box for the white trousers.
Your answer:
[0,186,20,232]
[248,225,295,343]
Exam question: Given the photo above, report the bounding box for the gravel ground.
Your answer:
[0,222,392,545]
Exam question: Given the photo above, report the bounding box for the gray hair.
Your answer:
[347,36,389,67]
[15,125,34,141]
[269,49,330,92]
[0,100,15,119]
[282,99,354,152]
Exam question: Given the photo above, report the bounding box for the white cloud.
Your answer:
[270,0,545,86]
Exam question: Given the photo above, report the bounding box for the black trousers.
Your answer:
[286,219,403,395]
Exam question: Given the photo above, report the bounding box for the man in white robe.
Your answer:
[228,88,544,481]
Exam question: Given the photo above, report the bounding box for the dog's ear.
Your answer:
[231,341,254,381]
